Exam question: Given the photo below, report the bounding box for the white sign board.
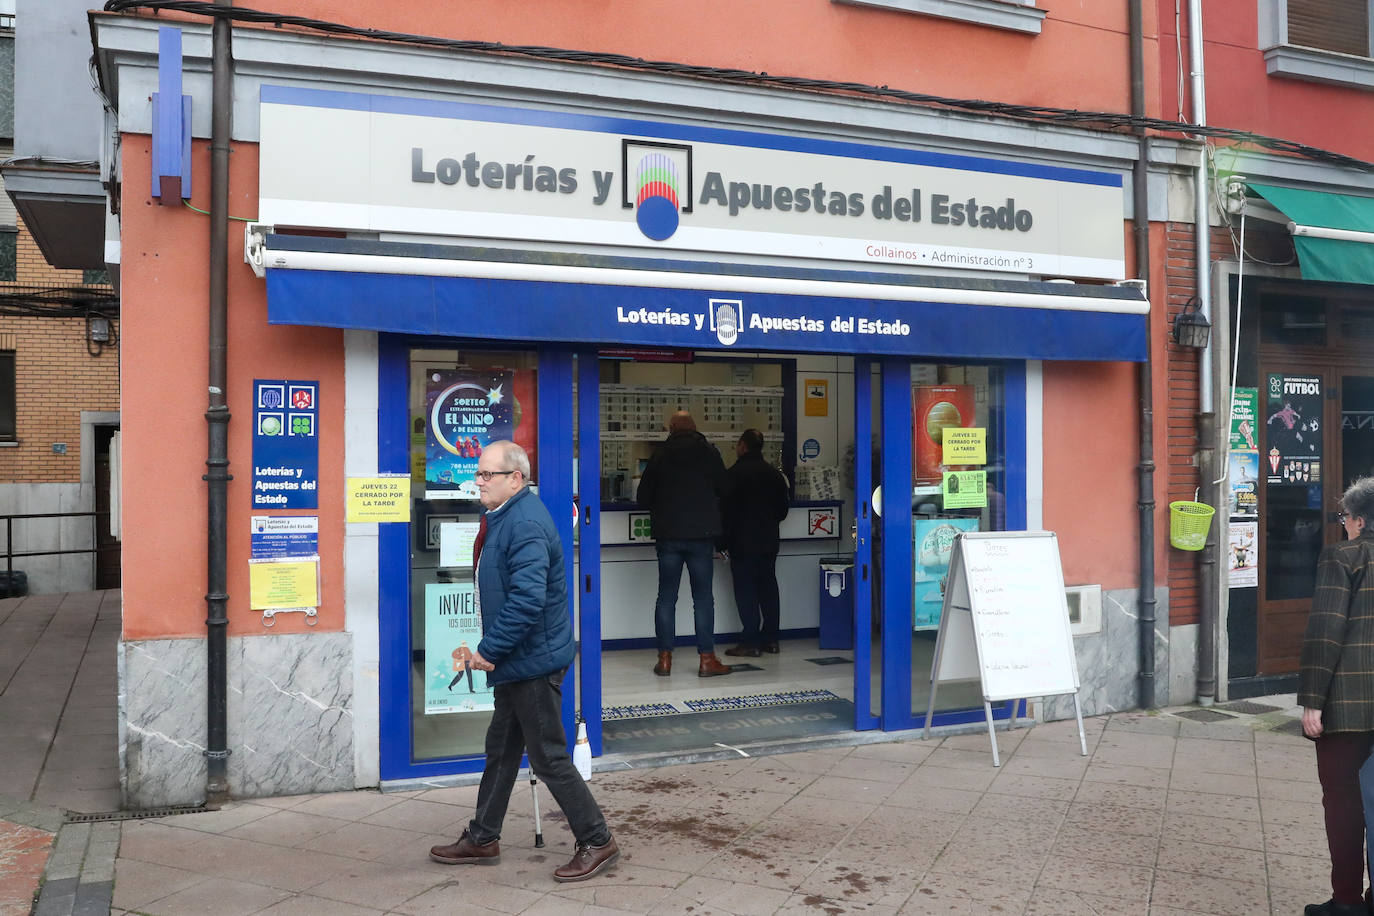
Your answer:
[259,85,1126,280]
[439,522,481,569]
[924,531,1085,765]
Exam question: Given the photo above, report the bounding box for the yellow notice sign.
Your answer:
[249,557,320,610]
[942,471,988,509]
[347,475,411,523]
[804,379,830,417]
[942,427,986,465]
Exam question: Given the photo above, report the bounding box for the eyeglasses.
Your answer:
[473,470,517,482]
[1338,511,1351,523]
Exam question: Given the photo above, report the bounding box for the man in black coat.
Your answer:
[721,429,790,657]
[636,411,733,678]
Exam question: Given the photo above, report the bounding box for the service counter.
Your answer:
[596,500,844,643]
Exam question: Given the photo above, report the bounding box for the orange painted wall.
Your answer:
[1157,2,1374,164]
[1042,221,1172,592]
[119,135,345,640]
[135,1,1161,118]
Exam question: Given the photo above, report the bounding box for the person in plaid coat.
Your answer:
[1299,476,1374,916]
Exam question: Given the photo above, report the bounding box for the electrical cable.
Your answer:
[100,0,1374,175]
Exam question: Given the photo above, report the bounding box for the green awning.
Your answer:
[1249,183,1374,285]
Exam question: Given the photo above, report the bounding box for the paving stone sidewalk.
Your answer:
[93,697,1332,916]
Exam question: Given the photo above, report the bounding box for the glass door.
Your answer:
[1256,369,1330,674]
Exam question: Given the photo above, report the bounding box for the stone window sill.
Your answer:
[833,0,1045,35]
[1265,44,1374,91]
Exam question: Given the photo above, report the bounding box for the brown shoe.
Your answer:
[761,642,780,654]
[724,644,761,658]
[653,650,672,676]
[553,836,620,882]
[698,652,733,677]
[429,829,500,865]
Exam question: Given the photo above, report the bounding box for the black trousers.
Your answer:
[468,668,610,847]
[1316,730,1374,904]
[730,551,780,646]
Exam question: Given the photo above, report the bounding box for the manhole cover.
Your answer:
[1173,708,1237,723]
[1269,718,1306,737]
[1216,701,1283,715]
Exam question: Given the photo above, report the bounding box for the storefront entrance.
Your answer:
[378,339,1026,781]
[1229,281,1374,688]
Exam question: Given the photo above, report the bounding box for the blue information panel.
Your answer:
[252,379,320,509]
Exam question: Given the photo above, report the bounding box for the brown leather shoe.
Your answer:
[698,652,733,677]
[653,650,672,676]
[429,829,500,865]
[553,836,620,882]
[762,642,780,654]
[724,644,761,657]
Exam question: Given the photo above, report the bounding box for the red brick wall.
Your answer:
[1163,221,1234,627]
[0,214,119,484]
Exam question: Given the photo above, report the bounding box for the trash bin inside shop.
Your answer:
[818,556,854,650]
[0,570,28,598]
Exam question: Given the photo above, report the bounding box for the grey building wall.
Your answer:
[14,0,101,158]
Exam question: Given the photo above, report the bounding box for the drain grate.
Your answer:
[1173,708,1237,723]
[65,804,210,824]
[1270,718,1307,737]
[1216,700,1283,715]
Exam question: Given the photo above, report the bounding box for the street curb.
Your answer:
[30,820,118,916]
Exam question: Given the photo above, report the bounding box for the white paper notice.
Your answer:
[439,522,481,569]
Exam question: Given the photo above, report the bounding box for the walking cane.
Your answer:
[529,768,544,848]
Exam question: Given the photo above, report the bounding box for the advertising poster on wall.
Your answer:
[424,582,494,714]
[1229,451,1259,518]
[1265,374,1322,486]
[251,379,319,509]
[913,517,980,629]
[914,386,975,484]
[425,369,516,500]
[1230,387,1258,451]
[1229,521,1258,588]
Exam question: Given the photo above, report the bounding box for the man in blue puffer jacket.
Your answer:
[429,440,619,883]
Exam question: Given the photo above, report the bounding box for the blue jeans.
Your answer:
[468,668,610,848]
[654,538,717,653]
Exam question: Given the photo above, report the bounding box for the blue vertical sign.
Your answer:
[253,379,319,509]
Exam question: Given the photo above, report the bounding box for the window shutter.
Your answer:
[1288,0,1369,56]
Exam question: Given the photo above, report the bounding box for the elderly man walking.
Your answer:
[428,440,619,883]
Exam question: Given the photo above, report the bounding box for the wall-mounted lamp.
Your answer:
[1171,297,1211,349]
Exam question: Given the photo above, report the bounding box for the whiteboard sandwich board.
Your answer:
[921,530,1087,765]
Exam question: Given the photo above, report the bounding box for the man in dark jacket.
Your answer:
[721,429,790,657]
[636,411,732,677]
[429,440,618,883]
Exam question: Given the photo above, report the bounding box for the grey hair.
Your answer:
[1342,476,1374,526]
[488,440,531,479]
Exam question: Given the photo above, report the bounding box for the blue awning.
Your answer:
[257,236,1149,362]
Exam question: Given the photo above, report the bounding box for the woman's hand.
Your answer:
[1301,707,1323,739]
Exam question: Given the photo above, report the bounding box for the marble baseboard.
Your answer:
[1042,587,1169,721]
[120,633,355,808]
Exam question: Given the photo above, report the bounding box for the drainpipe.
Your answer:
[1129,0,1156,709]
[204,0,233,806]
[1189,0,1218,706]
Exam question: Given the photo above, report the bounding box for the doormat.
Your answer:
[602,698,856,755]
[805,656,854,666]
[602,702,682,722]
[684,689,841,712]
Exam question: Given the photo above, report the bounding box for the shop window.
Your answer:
[1340,305,1374,340]
[0,229,15,282]
[0,349,13,441]
[832,0,1045,35]
[1261,0,1374,90]
[407,348,539,763]
[1259,292,1325,348]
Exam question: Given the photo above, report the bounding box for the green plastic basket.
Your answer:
[1169,500,1215,551]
